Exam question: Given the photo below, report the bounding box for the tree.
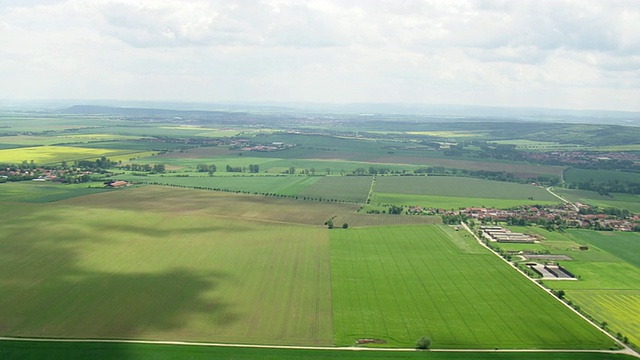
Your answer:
[152,164,165,173]
[325,219,334,229]
[416,337,431,350]
[342,223,349,229]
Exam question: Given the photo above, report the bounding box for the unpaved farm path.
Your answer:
[0,336,637,357]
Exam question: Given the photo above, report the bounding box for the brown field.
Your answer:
[62,186,438,227]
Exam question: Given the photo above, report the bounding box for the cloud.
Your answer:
[0,0,638,110]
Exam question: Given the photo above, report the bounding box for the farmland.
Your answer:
[330,225,613,349]
[554,188,640,213]
[2,108,640,358]
[370,176,559,209]
[0,145,153,164]
[492,227,640,350]
[0,191,334,345]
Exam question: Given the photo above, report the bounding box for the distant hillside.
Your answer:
[61,105,247,118]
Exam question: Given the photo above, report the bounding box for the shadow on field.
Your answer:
[0,207,239,359]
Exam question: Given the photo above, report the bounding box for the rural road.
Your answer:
[545,186,580,211]
[0,336,638,357]
[459,222,639,359]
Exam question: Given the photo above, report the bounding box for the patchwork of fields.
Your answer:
[494,227,640,350]
[0,186,618,351]
[1,116,638,358]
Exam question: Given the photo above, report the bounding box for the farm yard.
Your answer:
[491,227,640,350]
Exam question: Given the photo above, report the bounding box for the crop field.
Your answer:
[554,188,640,213]
[330,225,613,349]
[567,290,640,346]
[124,174,372,203]
[492,140,583,151]
[0,145,151,165]
[564,168,640,185]
[299,176,372,202]
[375,176,557,200]
[572,230,640,268]
[0,182,113,203]
[499,227,640,349]
[369,156,564,178]
[122,174,321,197]
[0,195,334,345]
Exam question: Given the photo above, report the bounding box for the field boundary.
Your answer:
[0,336,636,356]
[459,223,639,358]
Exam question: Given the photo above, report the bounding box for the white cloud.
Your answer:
[0,0,638,111]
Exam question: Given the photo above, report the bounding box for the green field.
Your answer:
[564,168,640,185]
[554,188,640,213]
[330,225,613,349]
[299,176,372,202]
[0,191,334,345]
[370,176,559,209]
[572,230,640,268]
[496,227,640,349]
[1,340,635,360]
[0,182,113,203]
[0,145,152,165]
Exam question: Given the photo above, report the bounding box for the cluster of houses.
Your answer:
[524,150,640,167]
[410,202,640,232]
[240,142,295,152]
[458,204,639,231]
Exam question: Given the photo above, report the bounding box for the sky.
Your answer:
[1,0,639,111]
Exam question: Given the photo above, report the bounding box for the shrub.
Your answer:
[416,336,431,350]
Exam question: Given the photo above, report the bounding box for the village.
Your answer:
[417,201,640,232]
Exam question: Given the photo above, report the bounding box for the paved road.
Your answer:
[545,186,579,211]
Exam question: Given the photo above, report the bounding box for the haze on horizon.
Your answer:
[1,0,639,112]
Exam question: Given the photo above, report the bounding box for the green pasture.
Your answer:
[330,225,613,349]
[564,168,640,185]
[0,198,333,345]
[0,182,112,203]
[1,340,635,360]
[555,189,640,213]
